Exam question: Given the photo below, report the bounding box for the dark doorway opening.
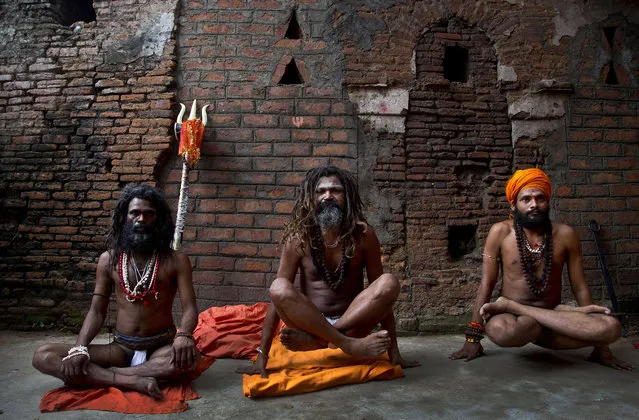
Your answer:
[443,46,469,82]
[51,0,96,26]
[448,224,477,260]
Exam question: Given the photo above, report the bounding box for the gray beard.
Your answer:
[316,204,343,232]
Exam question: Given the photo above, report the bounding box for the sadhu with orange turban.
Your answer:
[505,168,552,205]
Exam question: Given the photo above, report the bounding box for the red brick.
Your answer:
[605,157,636,169]
[590,144,620,156]
[273,143,311,156]
[605,130,638,142]
[198,256,235,270]
[594,88,625,100]
[181,242,219,255]
[569,130,602,142]
[292,130,329,142]
[583,116,618,128]
[236,200,273,213]
[219,243,258,256]
[198,228,235,241]
[199,199,236,212]
[235,228,271,242]
[225,272,265,286]
[298,102,331,115]
[313,144,352,157]
[253,157,292,171]
[217,214,254,227]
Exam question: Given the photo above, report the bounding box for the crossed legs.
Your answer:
[271,274,399,358]
[32,342,198,399]
[481,296,622,350]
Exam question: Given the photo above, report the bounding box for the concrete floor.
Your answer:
[1,331,638,419]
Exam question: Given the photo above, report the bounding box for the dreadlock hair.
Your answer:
[106,184,175,268]
[280,166,367,258]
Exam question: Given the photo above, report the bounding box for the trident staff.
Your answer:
[172,100,209,250]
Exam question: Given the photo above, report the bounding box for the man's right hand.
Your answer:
[61,354,89,384]
[449,341,484,362]
[235,353,268,378]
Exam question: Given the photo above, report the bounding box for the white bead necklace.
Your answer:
[120,250,159,302]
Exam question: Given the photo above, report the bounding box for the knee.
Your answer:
[485,317,511,346]
[485,317,535,347]
[269,277,295,304]
[32,344,56,371]
[601,316,622,344]
[372,273,400,301]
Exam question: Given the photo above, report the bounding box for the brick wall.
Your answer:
[163,0,359,311]
[561,15,639,310]
[0,0,637,332]
[0,0,179,328]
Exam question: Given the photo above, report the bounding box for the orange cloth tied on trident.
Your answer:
[505,168,552,205]
[178,119,205,166]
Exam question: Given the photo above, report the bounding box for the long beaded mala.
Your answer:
[309,226,349,291]
[513,218,553,296]
[118,250,160,304]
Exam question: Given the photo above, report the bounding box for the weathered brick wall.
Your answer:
[561,14,639,310]
[0,0,179,328]
[0,0,637,332]
[329,1,638,332]
[163,0,359,311]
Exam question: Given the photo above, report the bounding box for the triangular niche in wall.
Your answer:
[285,10,303,39]
[279,58,304,85]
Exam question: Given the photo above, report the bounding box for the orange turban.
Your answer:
[505,168,552,205]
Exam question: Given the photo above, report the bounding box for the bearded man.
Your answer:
[32,184,200,398]
[450,168,632,370]
[240,165,419,378]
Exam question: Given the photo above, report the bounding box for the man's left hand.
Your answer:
[588,345,634,371]
[171,336,198,370]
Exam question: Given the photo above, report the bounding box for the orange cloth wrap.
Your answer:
[178,119,205,166]
[505,168,552,205]
[242,337,404,398]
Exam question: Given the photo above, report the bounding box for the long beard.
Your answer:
[119,220,159,252]
[514,208,551,230]
[315,200,344,232]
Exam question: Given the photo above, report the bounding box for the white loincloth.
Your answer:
[131,350,147,367]
[324,314,341,326]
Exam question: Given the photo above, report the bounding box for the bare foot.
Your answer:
[480,296,511,321]
[341,330,391,359]
[280,328,327,351]
[588,346,634,371]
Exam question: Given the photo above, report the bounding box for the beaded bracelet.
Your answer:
[68,345,88,355]
[175,332,194,340]
[465,321,485,343]
[62,346,90,362]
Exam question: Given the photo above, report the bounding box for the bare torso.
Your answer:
[497,220,573,309]
[284,229,375,316]
[104,250,180,337]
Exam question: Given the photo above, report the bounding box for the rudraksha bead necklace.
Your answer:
[310,226,349,291]
[513,217,553,296]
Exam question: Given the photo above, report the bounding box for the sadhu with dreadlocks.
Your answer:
[33,184,200,398]
[239,166,419,378]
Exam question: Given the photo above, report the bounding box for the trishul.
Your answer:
[172,100,209,250]
[175,100,209,167]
